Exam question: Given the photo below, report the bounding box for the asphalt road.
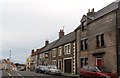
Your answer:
[1,70,78,78]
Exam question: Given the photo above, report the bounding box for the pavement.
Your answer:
[62,73,79,78]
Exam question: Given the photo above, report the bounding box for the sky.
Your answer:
[0,0,116,64]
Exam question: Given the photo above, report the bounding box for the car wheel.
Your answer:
[49,71,53,75]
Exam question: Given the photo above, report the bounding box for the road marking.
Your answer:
[15,71,24,78]
[6,72,14,78]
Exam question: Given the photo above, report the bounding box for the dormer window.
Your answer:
[81,21,87,31]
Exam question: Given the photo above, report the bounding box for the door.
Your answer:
[64,59,71,73]
[58,60,62,70]
[96,57,103,67]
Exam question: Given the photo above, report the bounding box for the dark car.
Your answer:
[46,65,62,75]
[79,66,118,78]
[35,65,48,73]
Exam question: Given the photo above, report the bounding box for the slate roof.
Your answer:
[31,46,45,56]
[93,1,118,21]
[75,1,119,31]
[41,40,58,53]
[53,31,76,48]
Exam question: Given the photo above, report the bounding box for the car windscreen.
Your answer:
[39,66,47,70]
[47,66,57,69]
[97,66,111,73]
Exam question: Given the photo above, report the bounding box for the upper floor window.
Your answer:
[64,43,71,55]
[45,52,49,58]
[58,46,62,56]
[96,34,105,47]
[52,49,56,57]
[80,39,88,50]
[81,21,87,31]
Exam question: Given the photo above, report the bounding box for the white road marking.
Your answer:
[15,71,24,78]
[6,72,14,78]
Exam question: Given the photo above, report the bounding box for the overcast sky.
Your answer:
[0,0,116,63]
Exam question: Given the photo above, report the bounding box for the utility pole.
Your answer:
[9,50,11,61]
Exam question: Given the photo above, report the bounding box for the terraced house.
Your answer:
[29,0,120,76]
[50,30,76,74]
[75,0,120,76]
[30,30,77,74]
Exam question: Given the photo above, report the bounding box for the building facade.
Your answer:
[50,31,76,74]
[75,1,120,76]
[28,0,120,76]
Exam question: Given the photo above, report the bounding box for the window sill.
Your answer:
[80,49,88,52]
[96,46,106,49]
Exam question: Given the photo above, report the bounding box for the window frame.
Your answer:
[80,39,88,51]
[64,43,71,55]
[96,34,105,47]
[52,48,56,57]
[58,46,62,56]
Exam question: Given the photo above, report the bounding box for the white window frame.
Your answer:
[58,46,62,56]
[58,59,62,70]
[64,43,71,55]
[52,48,56,57]
[52,60,56,65]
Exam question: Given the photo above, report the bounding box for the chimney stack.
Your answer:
[45,40,49,46]
[31,49,34,54]
[59,29,64,39]
[87,8,95,17]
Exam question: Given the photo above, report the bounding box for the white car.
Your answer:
[46,65,62,75]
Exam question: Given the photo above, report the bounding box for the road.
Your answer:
[1,70,78,78]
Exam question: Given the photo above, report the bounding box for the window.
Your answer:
[80,39,88,50]
[52,49,56,57]
[45,52,49,58]
[52,60,56,65]
[64,44,71,55]
[81,21,87,31]
[96,34,105,47]
[80,58,88,68]
[58,47,62,56]
[68,45,70,54]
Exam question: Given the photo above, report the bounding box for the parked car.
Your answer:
[46,65,62,75]
[35,65,48,73]
[79,66,118,78]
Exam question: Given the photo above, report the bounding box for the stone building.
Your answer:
[28,0,120,76]
[50,30,76,74]
[75,0,120,76]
